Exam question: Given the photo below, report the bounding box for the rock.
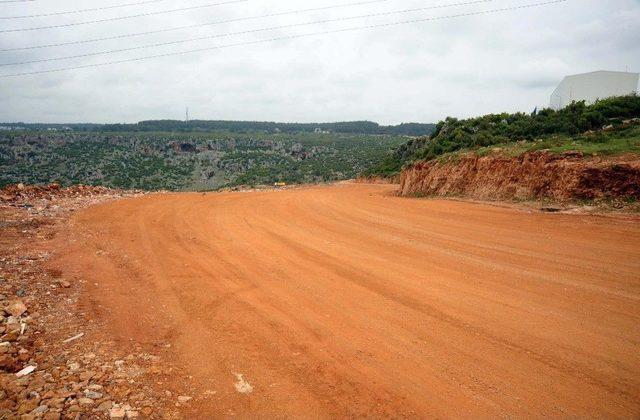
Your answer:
[233,373,253,394]
[78,397,94,405]
[17,352,31,363]
[54,389,74,399]
[126,410,139,418]
[27,390,42,400]
[17,399,38,414]
[96,400,113,411]
[109,406,126,419]
[56,280,71,288]
[66,404,81,413]
[129,393,144,402]
[83,390,102,399]
[41,391,56,399]
[177,396,192,403]
[16,290,26,297]
[62,333,84,344]
[48,398,65,409]
[4,320,20,333]
[78,371,94,381]
[6,300,27,317]
[0,354,20,372]
[30,404,48,415]
[16,365,36,377]
[1,330,20,342]
[43,413,61,420]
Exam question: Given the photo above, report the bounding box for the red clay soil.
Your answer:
[354,175,401,184]
[51,183,640,418]
[400,152,640,201]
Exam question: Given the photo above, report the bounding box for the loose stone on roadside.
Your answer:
[109,406,126,419]
[6,299,27,317]
[177,395,192,403]
[0,185,179,419]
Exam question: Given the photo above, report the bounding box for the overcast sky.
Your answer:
[0,0,638,124]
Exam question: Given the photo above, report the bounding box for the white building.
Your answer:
[550,70,639,110]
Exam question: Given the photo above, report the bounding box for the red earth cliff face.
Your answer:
[399,152,640,201]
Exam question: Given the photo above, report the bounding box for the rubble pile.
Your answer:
[0,185,186,419]
[0,184,128,203]
[0,184,146,222]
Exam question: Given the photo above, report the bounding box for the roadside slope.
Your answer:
[51,183,640,418]
[399,152,640,201]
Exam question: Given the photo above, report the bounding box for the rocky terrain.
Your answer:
[0,132,406,191]
[0,184,198,419]
[398,151,640,205]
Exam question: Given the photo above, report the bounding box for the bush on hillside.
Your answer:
[371,95,640,170]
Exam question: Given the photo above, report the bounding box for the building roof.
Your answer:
[561,70,639,79]
[550,70,639,110]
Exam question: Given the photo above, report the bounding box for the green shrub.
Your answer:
[364,94,640,176]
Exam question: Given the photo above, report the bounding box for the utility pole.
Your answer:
[185,106,189,123]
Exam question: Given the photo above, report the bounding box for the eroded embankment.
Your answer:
[399,152,640,201]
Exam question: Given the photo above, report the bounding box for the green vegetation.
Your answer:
[364,95,640,176]
[1,120,435,137]
[0,131,407,190]
[466,125,640,158]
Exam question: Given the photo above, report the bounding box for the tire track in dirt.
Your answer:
[52,183,640,418]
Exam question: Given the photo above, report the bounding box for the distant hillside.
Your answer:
[364,95,640,177]
[1,120,436,137]
[0,131,406,191]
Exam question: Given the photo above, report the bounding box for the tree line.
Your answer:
[2,120,436,137]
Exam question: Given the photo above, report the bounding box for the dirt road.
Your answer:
[53,183,640,418]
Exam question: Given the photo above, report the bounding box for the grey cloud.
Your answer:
[1,0,639,124]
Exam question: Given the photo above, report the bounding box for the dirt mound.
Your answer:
[399,152,640,202]
[0,183,124,203]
